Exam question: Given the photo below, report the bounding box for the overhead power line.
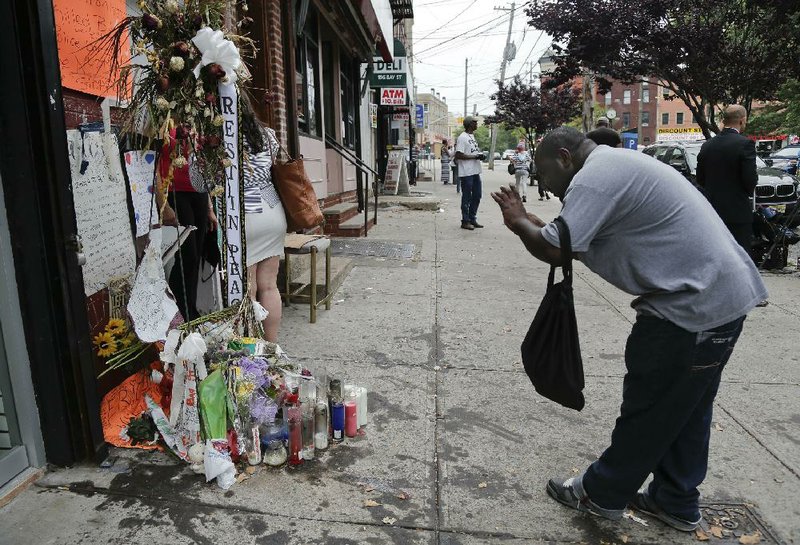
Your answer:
[413,3,526,57]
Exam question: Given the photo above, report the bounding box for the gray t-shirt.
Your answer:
[541,145,767,332]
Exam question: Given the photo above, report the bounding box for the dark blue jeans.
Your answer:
[582,315,745,521]
[460,174,482,223]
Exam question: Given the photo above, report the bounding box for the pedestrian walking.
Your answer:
[441,139,452,185]
[452,156,460,193]
[455,116,486,230]
[511,143,530,202]
[492,127,767,533]
[696,105,758,254]
[410,144,419,186]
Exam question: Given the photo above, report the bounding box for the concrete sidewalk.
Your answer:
[2,167,798,545]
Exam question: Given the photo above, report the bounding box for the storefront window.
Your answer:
[322,45,335,138]
[295,10,321,137]
[340,58,357,149]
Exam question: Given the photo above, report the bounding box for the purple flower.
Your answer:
[250,390,278,424]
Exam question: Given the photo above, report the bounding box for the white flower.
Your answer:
[172,156,187,169]
[191,27,242,83]
[155,96,170,110]
[212,115,224,127]
[164,0,179,14]
[169,56,185,72]
[222,158,232,167]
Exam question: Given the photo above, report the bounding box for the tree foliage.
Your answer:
[487,76,581,147]
[452,124,523,152]
[527,0,800,138]
[747,79,800,136]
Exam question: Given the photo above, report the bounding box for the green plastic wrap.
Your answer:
[199,369,228,440]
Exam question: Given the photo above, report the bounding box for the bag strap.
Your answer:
[547,216,573,287]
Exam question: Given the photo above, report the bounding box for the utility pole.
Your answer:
[489,2,515,170]
[581,71,594,133]
[463,58,468,127]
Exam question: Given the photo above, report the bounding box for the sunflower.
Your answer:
[105,318,127,336]
[94,331,119,358]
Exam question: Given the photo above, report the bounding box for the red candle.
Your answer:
[287,406,303,466]
[344,400,357,438]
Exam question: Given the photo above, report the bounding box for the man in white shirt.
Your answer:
[455,116,486,230]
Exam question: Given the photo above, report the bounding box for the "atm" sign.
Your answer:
[380,88,407,106]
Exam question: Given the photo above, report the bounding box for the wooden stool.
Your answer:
[282,235,332,323]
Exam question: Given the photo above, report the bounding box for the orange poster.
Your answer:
[53,0,127,97]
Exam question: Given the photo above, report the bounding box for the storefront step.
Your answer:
[334,214,376,237]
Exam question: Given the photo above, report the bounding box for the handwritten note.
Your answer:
[68,130,136,296]
[53,0,127,97]
[124,150,158,237]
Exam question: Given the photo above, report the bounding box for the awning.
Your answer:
[355,0,394,62]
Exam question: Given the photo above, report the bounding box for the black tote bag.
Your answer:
[521,216,585,411]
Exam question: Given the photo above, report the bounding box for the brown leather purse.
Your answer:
[270,140,324,232]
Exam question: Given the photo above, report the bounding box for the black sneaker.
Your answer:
[471,222,484,228]
[546,476,624,521]
[630,491,701,532]
[522,196,527,202]
[461,222,475,230]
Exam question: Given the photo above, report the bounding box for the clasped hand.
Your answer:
[492,185,540,233]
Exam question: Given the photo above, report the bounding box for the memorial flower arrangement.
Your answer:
[98,0,253,197]
[94,318,139,361]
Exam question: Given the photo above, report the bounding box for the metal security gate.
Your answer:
[0,326,29,489]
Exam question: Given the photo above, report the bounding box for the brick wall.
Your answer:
[62,89,124,130]
[264,0,289,151]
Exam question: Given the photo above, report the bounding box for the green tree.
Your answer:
[528,0,800,138]
[747,79,800,136]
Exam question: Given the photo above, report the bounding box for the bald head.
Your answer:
[534,126,596,198]
[722,104,748,131]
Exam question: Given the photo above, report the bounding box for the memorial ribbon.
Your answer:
[219,82,246,306]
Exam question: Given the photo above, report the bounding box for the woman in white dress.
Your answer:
[241,98,287,342]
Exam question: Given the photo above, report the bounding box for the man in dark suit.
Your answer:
[696,105,758,252]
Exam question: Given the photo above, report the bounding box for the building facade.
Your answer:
[415,90,450,151]
[595,78,659,147]
[0,0,411,501]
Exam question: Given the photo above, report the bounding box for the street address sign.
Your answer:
[380,88,407,106]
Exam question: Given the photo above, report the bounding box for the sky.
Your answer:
[411,0,552,117]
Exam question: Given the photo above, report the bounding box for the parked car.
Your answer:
[501,149,515,159]
[765,144,800,175]
[643,142,799,206]
[494,152,501,160]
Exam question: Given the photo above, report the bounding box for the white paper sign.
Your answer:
[127,228,179,342]
[219,82,245,306]
[123,150,158,237]
[67,130,136,296]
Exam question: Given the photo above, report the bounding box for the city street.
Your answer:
[2,164,798,545]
